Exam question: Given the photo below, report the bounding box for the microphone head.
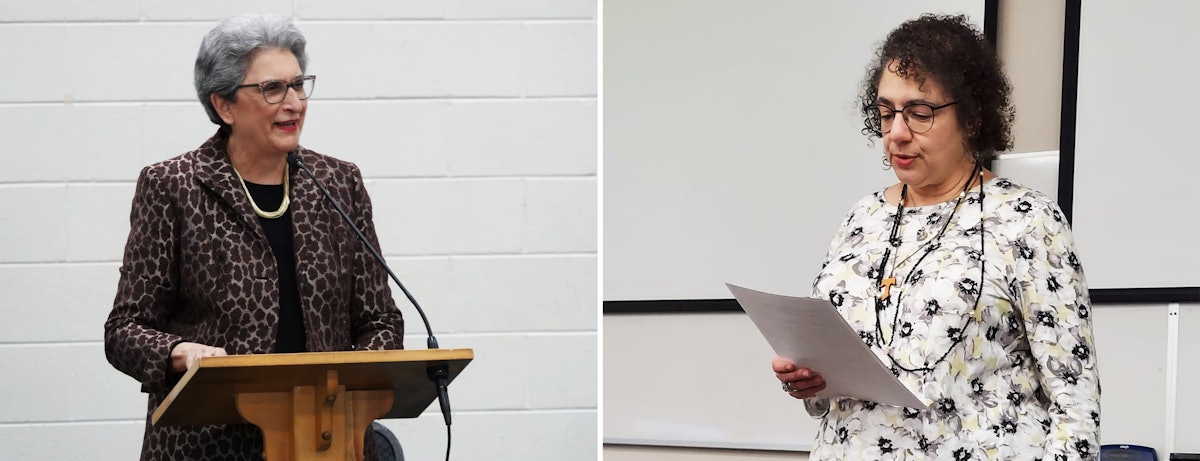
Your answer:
[286,151,303,169]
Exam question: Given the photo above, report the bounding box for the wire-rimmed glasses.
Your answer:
[873,101,957,134]
[235,75,316,104]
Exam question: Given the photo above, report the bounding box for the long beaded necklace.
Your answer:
[872,163,987,372]
[874,164,979,303]
[877,191,962,303]
[232,164,290,219]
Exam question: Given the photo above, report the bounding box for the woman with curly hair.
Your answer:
[771,14,1100,460]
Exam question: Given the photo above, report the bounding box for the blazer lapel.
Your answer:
[192,131,270,244]
[288,147,325,311]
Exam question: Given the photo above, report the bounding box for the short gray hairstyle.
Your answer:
[194,14,308,127]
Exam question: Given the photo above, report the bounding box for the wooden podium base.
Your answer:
[236,370,394,461]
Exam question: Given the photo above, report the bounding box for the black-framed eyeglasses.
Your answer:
[872,101,957,134]
[235,75,316,104]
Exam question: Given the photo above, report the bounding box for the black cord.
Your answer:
[873,188,907,341]
[881,163,987,373]
[877,180,967,344]
[430,369,452,460]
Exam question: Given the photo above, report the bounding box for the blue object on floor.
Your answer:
[1101,444,1157,461]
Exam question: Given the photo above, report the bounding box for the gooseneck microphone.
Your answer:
[287,152,454,432]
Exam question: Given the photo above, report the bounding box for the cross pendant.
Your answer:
[880,277,896,301]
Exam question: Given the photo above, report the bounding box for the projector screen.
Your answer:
[1069,0,1200,291]
[604,0,987,303]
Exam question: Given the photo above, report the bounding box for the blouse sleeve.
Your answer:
[802,203,861,417]
[104,166,186,394]
[1012,198,1101,460]
[346,164,406,351]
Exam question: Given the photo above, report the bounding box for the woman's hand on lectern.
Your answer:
[170,342,228,373]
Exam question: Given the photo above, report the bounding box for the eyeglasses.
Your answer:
[235,75,316,104]
[872,101,957,134]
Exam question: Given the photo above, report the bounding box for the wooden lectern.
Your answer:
[151,349,473,461]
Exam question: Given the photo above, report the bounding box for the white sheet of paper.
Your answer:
[727,283,928,410]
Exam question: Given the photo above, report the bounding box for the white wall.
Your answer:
[997,0,1064,154]
[0,2,597,460]
[605,445,809,461]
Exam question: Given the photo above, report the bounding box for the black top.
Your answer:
[243,180,307,353]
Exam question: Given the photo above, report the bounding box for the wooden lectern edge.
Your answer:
[151,363,205,425]
[150,348,474,426]
[197,348,474,368]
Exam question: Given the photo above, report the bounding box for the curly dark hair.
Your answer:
[859,14,1015,163]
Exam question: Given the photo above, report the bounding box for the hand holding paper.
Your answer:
[773,356,826,399]
[727,283,927,409]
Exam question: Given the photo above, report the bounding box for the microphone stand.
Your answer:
[287,152,453,428]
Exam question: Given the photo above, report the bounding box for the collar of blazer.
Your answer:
[189,129,316,244]
[178,130,331,301]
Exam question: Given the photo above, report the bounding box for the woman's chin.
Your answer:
[892,171,925,189]
[270,137,301,154]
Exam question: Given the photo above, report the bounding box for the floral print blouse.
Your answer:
[805,178,1100,460]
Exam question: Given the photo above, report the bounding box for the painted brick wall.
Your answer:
[0,1,597,459]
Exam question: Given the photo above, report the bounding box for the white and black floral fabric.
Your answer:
[806,177,1100,460]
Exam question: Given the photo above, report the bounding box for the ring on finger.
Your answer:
[781,381,796,393]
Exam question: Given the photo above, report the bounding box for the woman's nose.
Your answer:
[279,85,304,110]
[887,115,913,142]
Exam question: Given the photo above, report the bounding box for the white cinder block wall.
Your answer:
[0,1,597,460]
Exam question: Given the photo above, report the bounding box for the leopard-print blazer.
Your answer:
[105,130,404,461]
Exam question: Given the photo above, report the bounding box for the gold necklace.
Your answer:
[232,165,290,219]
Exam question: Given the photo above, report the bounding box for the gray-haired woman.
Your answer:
[104,14,404,461]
